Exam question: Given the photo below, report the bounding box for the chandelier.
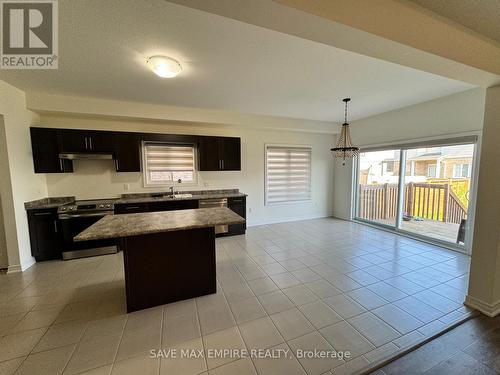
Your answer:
[331,98,359,164]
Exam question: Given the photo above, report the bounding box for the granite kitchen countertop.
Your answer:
[24,196,75,210]
[115,191,247,205]
[74,207,245,241]
[25,190,246,211]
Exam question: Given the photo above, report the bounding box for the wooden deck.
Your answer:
[379,218,460,243]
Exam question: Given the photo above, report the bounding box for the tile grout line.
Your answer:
[193,297,209,374]
[107,313,129,375]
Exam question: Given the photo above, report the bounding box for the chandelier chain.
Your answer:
[344,100,348,124]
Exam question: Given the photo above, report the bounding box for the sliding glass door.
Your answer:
[357,149,400,227]
[400,144,474,244]
[355,139,477,251]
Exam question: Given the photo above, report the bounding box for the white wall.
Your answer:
[0,81,47,271]
[39,114,335,226]
[333,88,486,220]
[0,115,9,268]
[466,85,500,316]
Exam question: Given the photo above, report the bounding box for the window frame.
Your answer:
[453,163,471,178]
[427,164,437,178]
[264,143,312,206]
[142,141,198,187]
[353,134,479,255]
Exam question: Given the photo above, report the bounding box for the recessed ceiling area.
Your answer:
[0,0,473,122]
[409,0,500,43]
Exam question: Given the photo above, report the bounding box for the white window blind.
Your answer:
[265,145,312,204]
[143,143,196,186]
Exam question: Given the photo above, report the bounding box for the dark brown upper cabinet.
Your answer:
[198,136,241,171]
[31,127,241,174]
[30,128,73,173]
[219,137,241,171]
[59,129,114,153]
[88,131,114,153]
[113,132,141,172]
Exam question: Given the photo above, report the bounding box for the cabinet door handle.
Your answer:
[89,137,93,150]
[54,220,58,232]
[222,160,224,170]
[84,137,88,149]
[59,158,63,172]
[115,159,119,170]
[125,206,140,210]
[33,212,52,216]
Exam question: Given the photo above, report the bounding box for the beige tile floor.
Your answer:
[0,218,472,375]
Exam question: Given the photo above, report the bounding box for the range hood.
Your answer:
[59,153,114,160]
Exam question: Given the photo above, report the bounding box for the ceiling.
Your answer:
[0,0,473,122]
[409,0,500,43]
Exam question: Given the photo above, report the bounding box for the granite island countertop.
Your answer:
[74,207,245,242]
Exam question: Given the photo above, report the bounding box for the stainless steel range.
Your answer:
[58,199,117,260]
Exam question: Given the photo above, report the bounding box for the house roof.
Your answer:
[382,145,474,162]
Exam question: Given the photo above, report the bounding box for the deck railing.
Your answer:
[359,182,467,224]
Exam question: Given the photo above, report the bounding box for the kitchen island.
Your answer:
[75,207,245,312]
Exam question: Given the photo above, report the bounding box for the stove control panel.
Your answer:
[57,200,115,214]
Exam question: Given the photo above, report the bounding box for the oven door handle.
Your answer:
[59,212,113,219]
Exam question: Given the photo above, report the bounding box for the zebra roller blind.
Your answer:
[265,145,312,204]
[143,143,195,186]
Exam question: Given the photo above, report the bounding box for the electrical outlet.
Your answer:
[248,207,252,213]
[124,183,130,191]
[203,182,209,187]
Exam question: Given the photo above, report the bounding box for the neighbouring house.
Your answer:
[360,145,474,185]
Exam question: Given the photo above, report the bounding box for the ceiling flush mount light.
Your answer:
[331,98,359,165]
[147,55,182,78]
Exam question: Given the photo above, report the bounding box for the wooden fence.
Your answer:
[359,182,467,224]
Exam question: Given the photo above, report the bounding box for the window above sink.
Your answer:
[142,142,197,187]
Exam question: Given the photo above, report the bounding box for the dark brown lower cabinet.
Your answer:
[114,200,198,214]
[148,200,198,212]
[27,208,62,261]
[120,226,216,312]
[228,196,246,235]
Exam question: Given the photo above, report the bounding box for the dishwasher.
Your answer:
[199,198,229,235]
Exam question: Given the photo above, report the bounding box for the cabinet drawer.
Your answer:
[114,203,150,214]
[148,200,198,212]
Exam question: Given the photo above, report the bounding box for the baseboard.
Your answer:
[7,256,36,274]
[465,295,500,317]
[7,264,21,273]
[247,213,331,227]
